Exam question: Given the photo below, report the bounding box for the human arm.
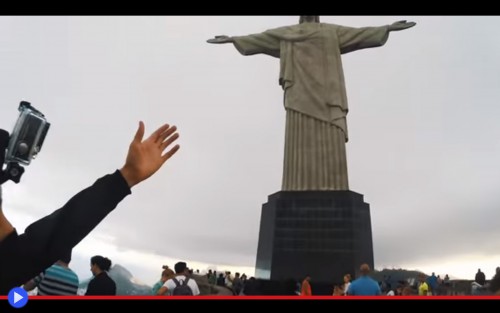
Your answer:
[151,280,164,295]
[0,121,180,294]
[119,121,180,188]
[0,208,14,242]
[0,170,130,294]
[154,276,170,295]
[0,185,14,242]
[157,286,169,295]
[23,274,43,292]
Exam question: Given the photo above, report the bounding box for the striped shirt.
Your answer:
[34,264,79,295]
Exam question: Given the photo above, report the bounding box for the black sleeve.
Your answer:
[85,275,116,295]
[85,278,97,295]
[0,170,131,294]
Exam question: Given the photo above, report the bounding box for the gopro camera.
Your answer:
[5,101,50,166]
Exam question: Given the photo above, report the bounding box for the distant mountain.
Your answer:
[371,268,426,287]
[79,264,153,295]
[371,268,465,285]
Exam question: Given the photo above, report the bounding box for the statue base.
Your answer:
[255,191,374,285]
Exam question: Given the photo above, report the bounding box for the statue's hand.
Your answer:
[207,35,233,44]
[388,20,416,31]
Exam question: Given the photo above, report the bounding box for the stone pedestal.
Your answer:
[255,191,374,284]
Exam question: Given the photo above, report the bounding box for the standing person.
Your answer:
[426,272,437,295]
[489,267,500,295]
[208,16,415,191]
[0,121,180,294]
[208,270,216,285]
[242,277,259,295]
[85,256,116,295]
[152,267,175,295]
[475,268,486,286]
[342,274,352,295]
[346,264,381,296]
[444,274,450,286]
[23,250,79,295]
[216,273,225,286]
[232,272,243,295]
[224,271,233,289]
[418,274,429,296]
[162,261,200,296]
[301,276,312,296]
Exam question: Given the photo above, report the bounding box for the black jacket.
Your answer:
[85,272,116,295]
[0,170,131,294]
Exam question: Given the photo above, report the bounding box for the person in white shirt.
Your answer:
[163,261,200,295]
[342,274,352,295]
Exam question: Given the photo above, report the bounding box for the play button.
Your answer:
[8,287,28,308]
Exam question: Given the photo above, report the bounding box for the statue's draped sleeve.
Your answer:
[336,25,390,54]
[232,32,281,58]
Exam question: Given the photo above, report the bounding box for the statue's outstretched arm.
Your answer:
[207,35,234,44]
[388,20,416,32]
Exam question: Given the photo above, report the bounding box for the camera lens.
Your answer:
[18,142,29,155]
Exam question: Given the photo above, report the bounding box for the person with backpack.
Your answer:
[162,261,200,296]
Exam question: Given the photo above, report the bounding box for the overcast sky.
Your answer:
[1,16,500,285]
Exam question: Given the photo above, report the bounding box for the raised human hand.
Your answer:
[120,121,180,188]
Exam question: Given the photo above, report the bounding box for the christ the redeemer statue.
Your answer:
[208,16,415,191]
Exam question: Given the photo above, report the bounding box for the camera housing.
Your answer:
[5,101,50,166]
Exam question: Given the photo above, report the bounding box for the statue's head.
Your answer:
[299,16,320,24]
